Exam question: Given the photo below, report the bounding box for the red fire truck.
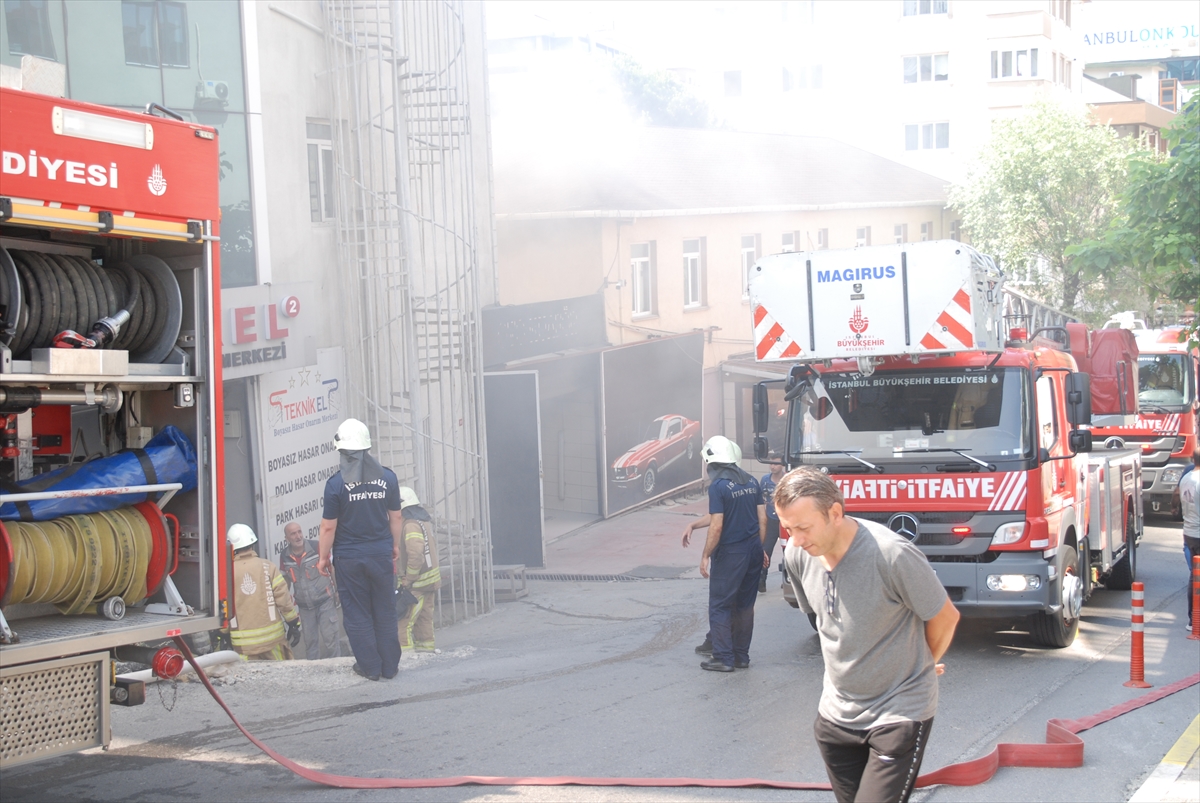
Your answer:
[0,87,226,765]
[1089,316,1199,518]
[749,241,1141,648]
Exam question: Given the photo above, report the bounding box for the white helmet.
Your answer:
[702,435,740,465]
[399,486,420,509]
[334,418,371,451]
[227,523,258,550]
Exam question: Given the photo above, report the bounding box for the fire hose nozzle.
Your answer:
[88,309,132,349]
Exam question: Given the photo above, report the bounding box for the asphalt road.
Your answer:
[4,518,1198,802]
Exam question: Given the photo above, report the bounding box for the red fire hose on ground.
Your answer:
[171,637,1199,792]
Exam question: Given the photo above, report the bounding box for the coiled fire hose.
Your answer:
[0,246,182,363]
[0,502,175,617]
[170,636,1200,792]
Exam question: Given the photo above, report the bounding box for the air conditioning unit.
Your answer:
[195,80,229,105]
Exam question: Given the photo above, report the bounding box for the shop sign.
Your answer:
[256,347,345,557]
[220,282,311,379]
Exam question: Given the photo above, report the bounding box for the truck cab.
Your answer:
[1090,319,1199,517]
[748,241,1141,648]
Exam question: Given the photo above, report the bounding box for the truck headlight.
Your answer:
[1161,468,1183,485]
[986,574,1042,592]
[991,522,1026,546]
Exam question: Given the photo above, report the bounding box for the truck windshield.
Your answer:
[1138,354,1193,408]
[791,368,1031,463]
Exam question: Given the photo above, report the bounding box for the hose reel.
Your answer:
[0,246,183,364]
[0,502,176,619]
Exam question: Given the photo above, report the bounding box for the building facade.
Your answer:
[1,0,497,619]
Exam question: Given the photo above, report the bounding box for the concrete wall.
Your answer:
[251,0,341,351]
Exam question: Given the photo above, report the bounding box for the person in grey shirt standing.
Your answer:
[776,467,960,803]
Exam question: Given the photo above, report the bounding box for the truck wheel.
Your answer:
[1105,511,1137,591]
[642,464,657,495]
[1031,545,1081,648]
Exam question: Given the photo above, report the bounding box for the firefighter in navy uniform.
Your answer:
[396,487,442,652]
[317,418,405,681]
[226,524,301,661]
[682,436,768,672]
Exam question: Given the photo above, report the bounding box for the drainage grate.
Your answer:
[1,652,109,768]
[526,573,646,583]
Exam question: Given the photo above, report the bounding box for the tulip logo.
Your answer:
[849,306,869,335]
[147,164,167,196]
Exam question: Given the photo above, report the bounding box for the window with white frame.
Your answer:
[855,227,870,247]
[741,235,759,297]
[1050,0,1070,26]
[817,228,829,249]
[782,232,799,252]
[920,221,933,241]
[949,219,961,241]
[991,47,1039,79]
[631,242,656,316]
[903,0,947,16]
[683,238,705,309]
[1054,53,1071,88]
[894,223,908,243]
[905,121,949,150]
[306,121,336,223]
[903,53,949,83]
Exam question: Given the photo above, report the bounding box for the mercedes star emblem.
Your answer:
[887,513,920,542]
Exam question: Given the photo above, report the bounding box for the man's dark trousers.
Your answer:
[335,555,401,677]
[814,715,934,803]
[708,542,762,666]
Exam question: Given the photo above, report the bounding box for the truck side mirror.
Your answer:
[1065,372,1091,426]
[1069,429,1093,453]
[754,436,770,461]
[812,397,834,421]
[753,383,769,433]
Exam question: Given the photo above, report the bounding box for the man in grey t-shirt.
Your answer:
[777,468,960,803]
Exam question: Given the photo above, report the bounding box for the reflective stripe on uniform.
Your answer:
[231,620,286,647]
[412,567,441,589]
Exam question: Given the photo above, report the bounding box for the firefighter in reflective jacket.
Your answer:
[396,487,441,652]
[226,523,301,660]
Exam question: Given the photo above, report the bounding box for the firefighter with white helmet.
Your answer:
[680,435,767,672]
[395,486,442,652]
[317,418,405,681]
[225,523,301,661]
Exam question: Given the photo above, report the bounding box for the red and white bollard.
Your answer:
[1189,556,1200,641]
[1124,581,1152,688]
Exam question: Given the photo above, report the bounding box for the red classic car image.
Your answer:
[610,414,700,495]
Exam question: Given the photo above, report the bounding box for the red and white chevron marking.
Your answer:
[987,471,1028,511]
[920,285,975,350]
[1157,413,1181,434]
[754,305,802,361]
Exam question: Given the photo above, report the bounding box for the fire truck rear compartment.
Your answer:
[0,229,220,667]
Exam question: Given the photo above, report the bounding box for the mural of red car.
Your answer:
[610,414,700,495]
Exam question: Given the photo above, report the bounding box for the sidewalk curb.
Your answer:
[1129,714,1200,802]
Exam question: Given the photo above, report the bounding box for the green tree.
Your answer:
[613,56,710,128]
[1067,99,1199,336]
[949,100,1136,318]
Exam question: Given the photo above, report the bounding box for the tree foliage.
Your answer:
[613,56,710,128]
[1067,99,1199,332]
[949,100,1135,318]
